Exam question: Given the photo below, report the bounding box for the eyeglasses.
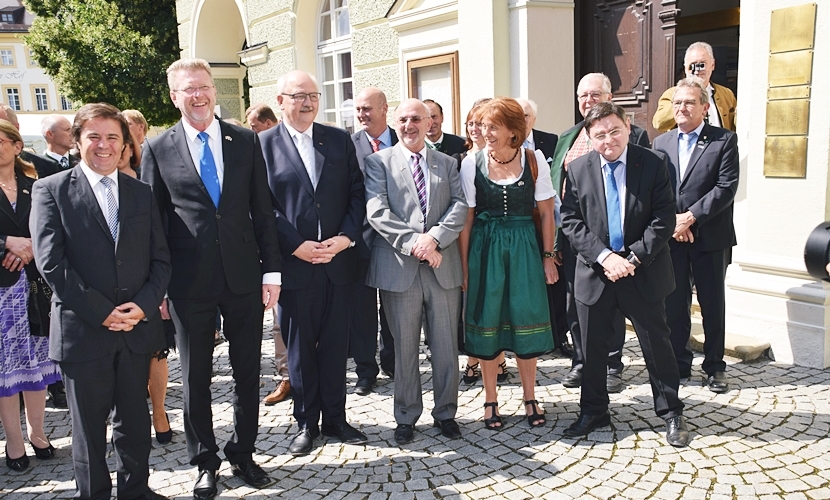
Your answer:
[174,85,214,96]
[577,91,606,102]
[590,128,624,142]
[466,121,482,129]
[672,100,699,109]
[397,116,423,124]
[282,92,321,102]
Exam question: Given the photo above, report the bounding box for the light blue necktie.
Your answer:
[197,131,221,208]
[678,131,698,180]
[605,161,623,252]
[100,177,118,242]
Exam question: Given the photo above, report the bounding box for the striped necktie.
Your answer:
[412,153,426,230]
[99,177,118,242]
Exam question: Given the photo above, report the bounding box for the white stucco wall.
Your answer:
[727,0,830,367]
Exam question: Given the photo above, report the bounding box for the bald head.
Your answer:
[394,99,432,153]
[41,115,74,155]
[355,87,389,138]
[515,98,537,136]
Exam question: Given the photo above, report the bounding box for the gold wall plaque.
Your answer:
[768,51,813,87]
[768,85,811,101]
[764,136,808,177]
[770,3,817,53]
[766,99,810,136]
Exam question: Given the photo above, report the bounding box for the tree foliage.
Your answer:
[24,0,181,126]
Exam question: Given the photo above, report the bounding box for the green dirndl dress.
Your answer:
[464,151,554,360]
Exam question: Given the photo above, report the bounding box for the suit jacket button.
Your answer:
[679,190,684,195]
[114,288,119,293]
[215,239,220,244]
[215,214,221,219]
[316,203,321,208]
[116,260,122,266]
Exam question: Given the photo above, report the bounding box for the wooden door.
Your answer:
[575,0,679,140]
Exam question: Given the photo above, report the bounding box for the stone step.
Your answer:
[689,317,770,362]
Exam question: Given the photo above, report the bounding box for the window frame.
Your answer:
[31,85,49,111]
[3,85,21,111]
[316,0,354,133]
[407,52,461,135]
[0,46,15,67]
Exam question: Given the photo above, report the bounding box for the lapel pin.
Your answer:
[224,135,232,141]
[22,189,29,194]
[518,181,525,186]
[431,164,437,169]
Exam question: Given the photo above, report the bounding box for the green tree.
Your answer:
[24,0,181,126]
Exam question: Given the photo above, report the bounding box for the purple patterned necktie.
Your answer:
[412,153,426,230]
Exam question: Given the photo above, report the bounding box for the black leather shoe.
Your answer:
[322,421,368,445]
[32,442,55,459]
[394,424,414,445]
[707,371,729,393]
[288,428,319,456]
[606,373,625,393]
[563,411,611,437]
[558,343,575,358]
[133,490,168,500]
[354,378,375,396]
[5,445,29,472]
[48,383,67,409]
[561,367,582,388]
[155,413,173,444]
[231,460,274,488]
[665,415,690,447]
[433,419,462,439]
[192,469,217,500]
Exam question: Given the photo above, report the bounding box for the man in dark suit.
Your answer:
[561,101,689,447]
[261,70,367,456]
[653,76,739,393]
[41,114,81,174]
[31,103,171,500]
[551,73,652,394]
[141,58,282,499]
[365,98,467,445]
[349,87,397,395]
[0,106,75,181]
[423,99,466,156]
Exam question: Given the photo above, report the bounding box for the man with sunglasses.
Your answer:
[653,41,737,133]
[260,70,368,456]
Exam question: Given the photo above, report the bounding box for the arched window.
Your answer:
[317,0,353,132]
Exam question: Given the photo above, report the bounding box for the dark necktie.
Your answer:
[412,153,427,230]
[605,161,623,252]
[100,177,118,242]
[197,132,221,208]
[371,138,381,153]
[60,156,69,170]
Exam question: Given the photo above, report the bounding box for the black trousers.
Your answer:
[666,244,729,377]
[576,278,683,419]
[544,261,569,349]
[350,258,395,380]
[563,239,626,373]
[169,283,264,471]
[279,265,352,430]
[61,335,152,500]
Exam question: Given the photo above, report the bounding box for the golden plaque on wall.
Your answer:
[768,85,810,101]
[768,51,813,87]
[764,136,808,177]
[770,3,816,53]
[765,99,810,136]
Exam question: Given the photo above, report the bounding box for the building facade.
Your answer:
[175,0,830,368]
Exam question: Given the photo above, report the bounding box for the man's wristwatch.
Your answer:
[338,232,356,248]
[626,252,641,268]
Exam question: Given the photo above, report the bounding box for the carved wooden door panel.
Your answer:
[576,0,679,139]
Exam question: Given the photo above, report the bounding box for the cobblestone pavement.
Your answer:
[2,310,830,499]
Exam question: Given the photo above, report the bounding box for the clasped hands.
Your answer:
[411,233,441,268]
[103,302,145,331]
[293,235,352,264]
[673,211,696,243]
[601,253,636,282]
[2,236,33,272]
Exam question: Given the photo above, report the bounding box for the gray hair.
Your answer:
[685,42,715,61]
[41,114,62,137]
[673,76,709,106]
[276,71,320,95]
[578,73,612,95]
[166,58,213,90]
[517,98,538,116]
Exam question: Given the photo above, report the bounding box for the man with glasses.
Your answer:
[364,99,467,445]
[653,41,737,133]
[561,101,689,448]
[260,70,368,456]
[550,73,650,394]
[653,76,739,394]
[141,58,282,499]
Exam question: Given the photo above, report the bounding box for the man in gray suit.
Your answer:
[365,98,467,444]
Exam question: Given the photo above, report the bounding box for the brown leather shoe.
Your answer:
[263,380,291,405]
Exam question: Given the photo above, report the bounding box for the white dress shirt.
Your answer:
[181,118,225,189]
[79,162,119,238]
[706,85,722,128]
[283,122,316,186]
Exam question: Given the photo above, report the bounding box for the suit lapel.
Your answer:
[13,174,32,228]
[0,184,15,225]
[114,173,134,254]
[664,129,681,195]
[425,149,440,219]
[623,148,642,237]
[71,167,113,244]
[680,124,712,187]
[218,121,237,210]
[393,146,420,204]
[274,123,314,196]
[389,127,399,146]
[170,121,213,204]
[312,123,326,189]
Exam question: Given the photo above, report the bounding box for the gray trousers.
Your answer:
[380,264,460,425]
